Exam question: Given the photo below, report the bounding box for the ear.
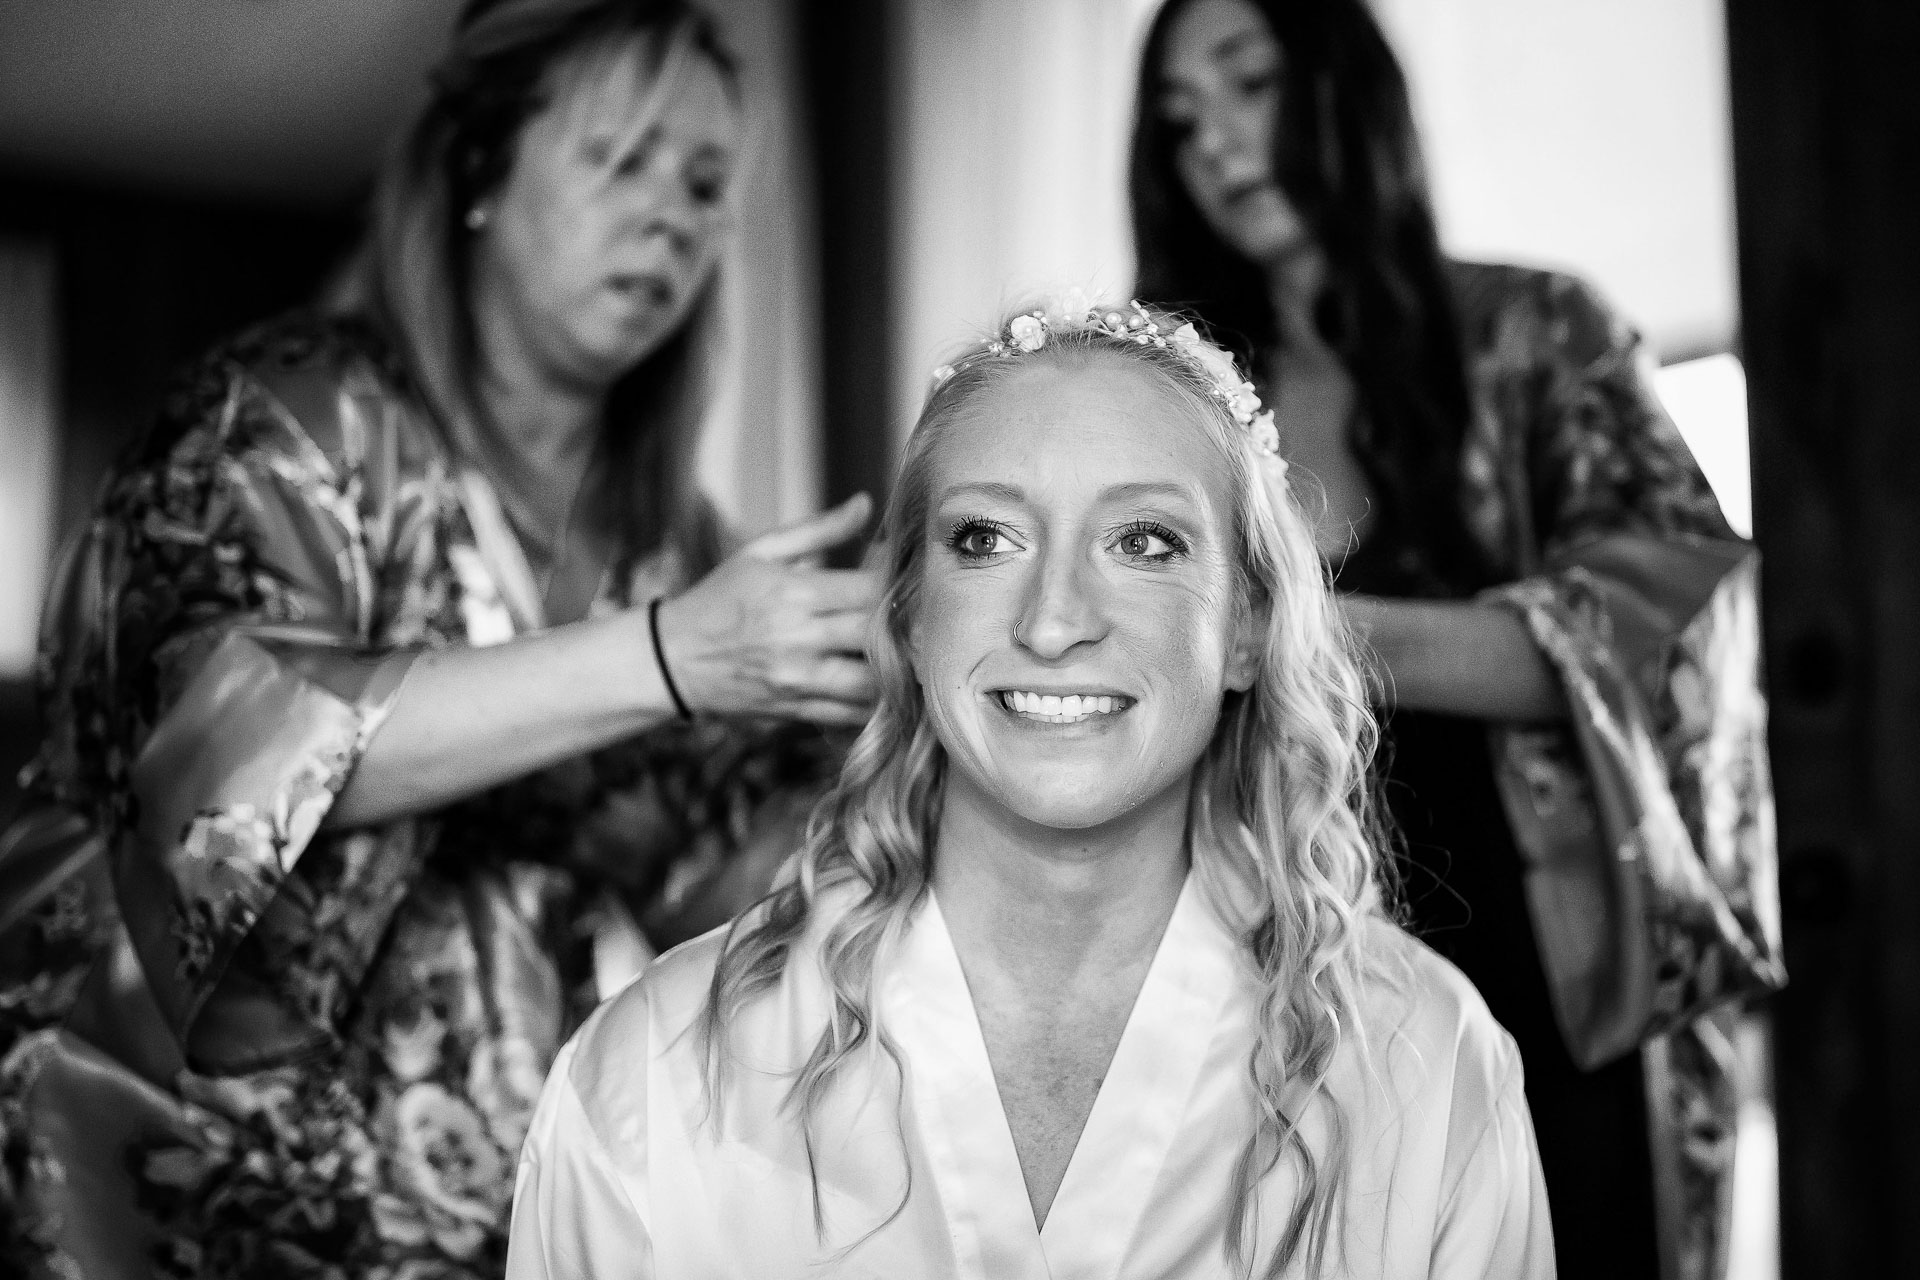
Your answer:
[1223,588,1269,693]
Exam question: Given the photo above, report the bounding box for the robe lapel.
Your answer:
[884,894,1053,1280]
[1039,877,1239,1280]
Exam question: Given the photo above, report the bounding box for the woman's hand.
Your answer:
[329,495,881,828]
[655,494,882,725]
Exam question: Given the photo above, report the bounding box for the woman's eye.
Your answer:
[599,133,659,178]
[947,520,1015,559]
[613,143,653,177]
[1237,69,1280,98]
[958,527,1001,556]
[1115,524,1185,560]
[686,158,731,204]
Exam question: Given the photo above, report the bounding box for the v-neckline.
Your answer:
[455,465,621,634]
[883,879,1238,1280]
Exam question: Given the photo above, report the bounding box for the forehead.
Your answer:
[1161,0,1280,79]
[542,33,741,148]
[929,357,1237,508]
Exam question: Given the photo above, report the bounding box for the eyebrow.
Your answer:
[1101,480,1200,507]
[932,480,1200,507]
[1159,28,1278,94]
[1209,30,1268,61]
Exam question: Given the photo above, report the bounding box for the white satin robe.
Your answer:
[505,878,1555,1278]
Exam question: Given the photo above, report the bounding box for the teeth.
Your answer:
[999,690,1129,722]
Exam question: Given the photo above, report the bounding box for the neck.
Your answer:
[930,775,1191,979]
[468,275,606,489]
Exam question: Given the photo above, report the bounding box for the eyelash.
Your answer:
[591,139,730,204]
[943,518,1188,564]
[946,517,1010,559]
[1159,68,1281,134]
[1113,520,1188,562]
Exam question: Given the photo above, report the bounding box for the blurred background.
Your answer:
[0,2,1913,1277]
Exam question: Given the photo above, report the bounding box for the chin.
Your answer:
[1218,197,1311,268]
[999,787,1150,833]
[979,754,1171,832]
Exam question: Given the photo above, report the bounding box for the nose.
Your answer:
[644,203,698,260]
[1190,104,1241,167]
[1015,544,1110,661]
[615,152,705,259]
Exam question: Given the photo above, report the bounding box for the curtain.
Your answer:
[889,0,1161,449]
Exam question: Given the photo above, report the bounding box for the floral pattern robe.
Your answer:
[1420,263,1781,1280]
[0,314,840,1279]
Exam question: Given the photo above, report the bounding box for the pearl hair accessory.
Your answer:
[465,204,491,231]
[930,292,1285,462]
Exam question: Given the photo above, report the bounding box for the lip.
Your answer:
[606,271,675,308]
[987,687,1136,726]
[987,682,1132,699]
[1220,178,1275,207]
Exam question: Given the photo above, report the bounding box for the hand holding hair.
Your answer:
[654,493,882,725]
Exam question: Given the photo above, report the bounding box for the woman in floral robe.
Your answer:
[0,2,874,1276]
[1132,2,1782,1278]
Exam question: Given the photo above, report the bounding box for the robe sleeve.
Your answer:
[32,330,429,1068]
[1430,1035,1556,1280]
[1470,271,1783,1070]
[505,1029,656,1278]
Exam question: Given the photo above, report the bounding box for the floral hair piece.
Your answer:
[929,292,1284,461]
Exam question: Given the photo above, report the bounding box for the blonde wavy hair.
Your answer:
[703,302,1391,1276]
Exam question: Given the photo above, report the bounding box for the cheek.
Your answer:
[1133,573,1238,696]
[912,571,1002,686]
[495,180,586,286]
[1176,144,1220,207]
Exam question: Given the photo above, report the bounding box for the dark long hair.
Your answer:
[333,0,738,574]
[1130,0,1491,593]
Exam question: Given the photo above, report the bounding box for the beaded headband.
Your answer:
[930,294,1283,460]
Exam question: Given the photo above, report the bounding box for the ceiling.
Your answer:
[0,0,466,204]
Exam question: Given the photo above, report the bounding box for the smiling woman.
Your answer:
[505,299,1554,1279]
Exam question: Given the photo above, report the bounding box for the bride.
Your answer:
[505,299,1554,1278]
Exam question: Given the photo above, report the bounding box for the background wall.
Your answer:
[1374,0,1740,359]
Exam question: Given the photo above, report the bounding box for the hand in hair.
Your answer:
[654,493,881,725]
[328,496,878,830]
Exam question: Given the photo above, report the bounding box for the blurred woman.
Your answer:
[1130,2,1781,1278]
[506,299,1551,1279]
[0,1,872,1276]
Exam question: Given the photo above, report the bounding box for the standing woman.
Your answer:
[1131,2,1782,1278]
[0,1,874,1276]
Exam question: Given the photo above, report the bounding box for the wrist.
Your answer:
[591,606,682,729]
[648,596,695,721]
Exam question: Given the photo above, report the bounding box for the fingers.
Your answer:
[793,566,882,615]
[792,654,876,705]
[805,610,873,655]
[786,700,873,727]
[741,493,873,564]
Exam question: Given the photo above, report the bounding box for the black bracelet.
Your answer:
[647,597,694,722]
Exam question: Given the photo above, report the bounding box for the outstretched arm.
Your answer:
[329,495,880,828]
[1341,595,1568,723]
